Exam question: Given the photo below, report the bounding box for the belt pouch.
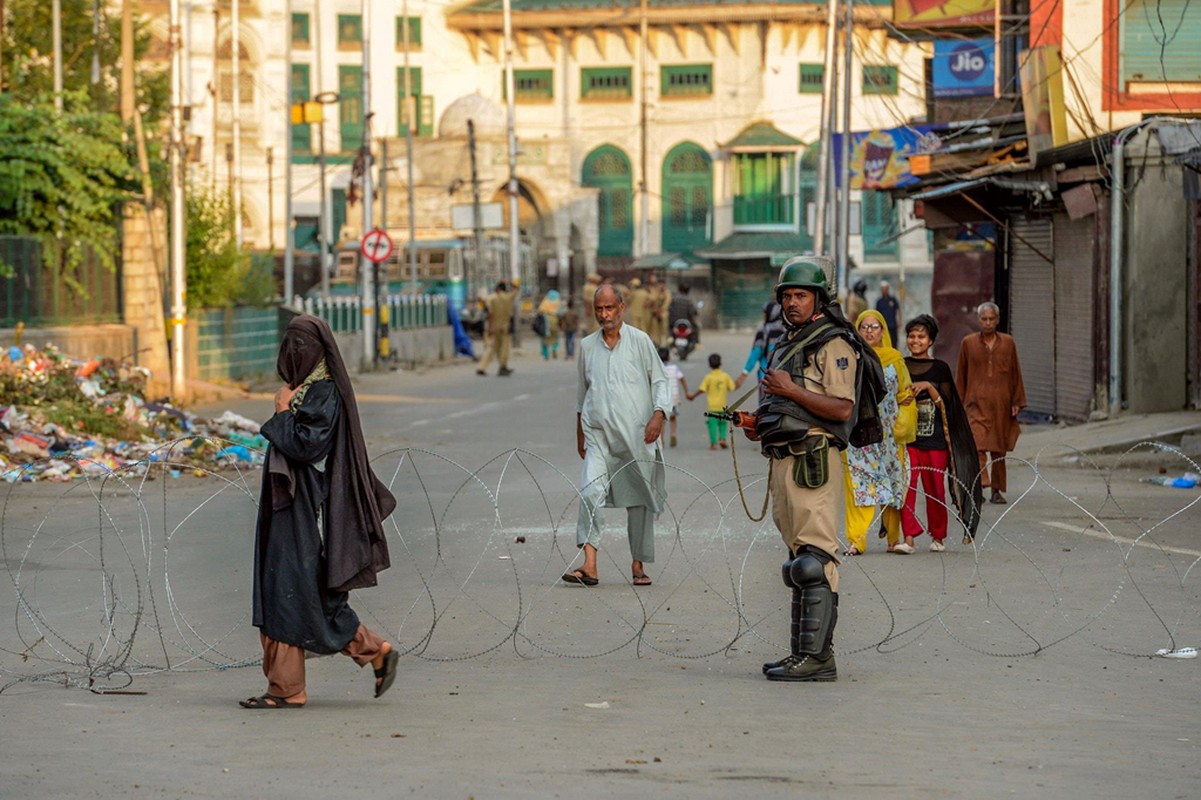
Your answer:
[790,435,829,489]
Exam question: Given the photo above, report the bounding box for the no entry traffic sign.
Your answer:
[361,228,394,264]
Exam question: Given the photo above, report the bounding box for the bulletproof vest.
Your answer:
[756,319,859,453]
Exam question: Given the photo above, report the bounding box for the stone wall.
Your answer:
[121,203,171,397]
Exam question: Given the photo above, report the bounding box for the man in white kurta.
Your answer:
[566,286,671,587]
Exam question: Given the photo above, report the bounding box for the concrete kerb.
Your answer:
[1014,410,1201,459]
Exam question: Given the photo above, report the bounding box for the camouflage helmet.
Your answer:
[775,256,834,304]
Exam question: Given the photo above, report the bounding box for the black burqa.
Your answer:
[903,314,982,540]
[252,315,397,653]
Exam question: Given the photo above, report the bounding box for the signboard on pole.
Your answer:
[360,228,394,263]
[451,203,505,230]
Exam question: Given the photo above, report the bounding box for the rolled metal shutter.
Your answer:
[1007,217,1055,419]
[1052,213,1097,422]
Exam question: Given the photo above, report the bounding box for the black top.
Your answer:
[905,357,954,451]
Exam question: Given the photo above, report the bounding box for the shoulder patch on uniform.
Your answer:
[836,356,849,370]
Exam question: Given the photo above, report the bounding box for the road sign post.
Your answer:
[361,228,394,264]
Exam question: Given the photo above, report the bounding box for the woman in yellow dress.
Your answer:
[842,309,917,555]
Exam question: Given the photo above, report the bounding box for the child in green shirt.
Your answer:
[688,353,736,450]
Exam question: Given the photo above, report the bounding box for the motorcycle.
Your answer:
[672,319,697,361]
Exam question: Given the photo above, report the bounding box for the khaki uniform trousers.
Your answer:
[769,448,844,594]
[478,331,511,372]
[259,624,387,699]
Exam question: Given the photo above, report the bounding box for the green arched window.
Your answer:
[582,145,633,257]
[661,142,712,253]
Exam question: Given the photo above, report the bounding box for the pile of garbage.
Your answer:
[0,343,267,483]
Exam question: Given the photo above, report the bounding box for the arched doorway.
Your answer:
[661,142,712,253]
[582,145,633,258]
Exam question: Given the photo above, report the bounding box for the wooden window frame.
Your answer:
[395,16,422,50]
[581,66,632,100]
[862,65,899,95]
[508,68,554,102]
[291,13,310,49]
[661,64,713,98]
[1102,0,1201,110]
[337,14,363,50]
[799,63,824,94]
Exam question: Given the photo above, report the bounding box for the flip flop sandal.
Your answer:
[374,649,400,699]
[239,693,304,709]
[561,570,599,586]
[632,573,652,586]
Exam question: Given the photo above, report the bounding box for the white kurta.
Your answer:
[577,324,671,516]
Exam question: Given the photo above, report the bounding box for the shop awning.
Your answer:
[695,231,811,266]
[629,252,702,270]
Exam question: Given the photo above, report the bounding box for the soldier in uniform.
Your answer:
[476,281,516,377]
[582,272,603,334]
[627,278,651,332]
[745,256,867,682]
[647,273,671,346]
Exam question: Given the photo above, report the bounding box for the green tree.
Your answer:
[186,188,273,309]
[0,94,133,271]
[1,0,169,125]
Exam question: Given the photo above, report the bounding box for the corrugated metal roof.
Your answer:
[630,252,701,269]
[695,231,810,263]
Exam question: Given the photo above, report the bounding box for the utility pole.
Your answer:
[169,0,187,399]
[402,0,418,294]
[232,0,243,245]
[813,0,839,256]
[468,119,484,299]
[267,146,275,252]
[639,0,649,258]
[836,0,853,295]
[502,0,519,287]
[210,8,219,191]
[318,111,329,297]
[90,0,100,89]
[0,0,6,92]
[52,0,62,111]
[284,0,294,303]
[120,0,135,122]
[360,0,376,365]
[380,137,387,230]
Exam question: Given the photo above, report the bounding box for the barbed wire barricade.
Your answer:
[1,438,1197,694]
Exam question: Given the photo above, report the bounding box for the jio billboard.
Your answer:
[932,39,995,98]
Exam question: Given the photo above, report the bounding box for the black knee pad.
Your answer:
[787,546,832,590]
[781,558,797,589]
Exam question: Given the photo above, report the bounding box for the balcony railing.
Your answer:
[733,193,795,227]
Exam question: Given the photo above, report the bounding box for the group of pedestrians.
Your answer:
[243,260,1028,709]
[839,298,1025,557]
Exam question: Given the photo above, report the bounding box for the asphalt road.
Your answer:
[1,330,1198,799]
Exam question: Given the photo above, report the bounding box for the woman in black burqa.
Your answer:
[240,314,399,709]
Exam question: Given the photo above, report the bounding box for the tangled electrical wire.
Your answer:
[1,437,1198,694]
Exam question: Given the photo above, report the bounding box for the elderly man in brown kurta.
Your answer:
[955,302,1026,505]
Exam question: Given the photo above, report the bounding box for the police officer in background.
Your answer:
[745,256,866,682]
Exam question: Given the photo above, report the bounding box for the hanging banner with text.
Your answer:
[832,125,938,190]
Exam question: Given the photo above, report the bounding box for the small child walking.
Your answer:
[658,347,689,448]
[688,353,736,450]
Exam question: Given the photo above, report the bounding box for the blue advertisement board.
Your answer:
[932,39,995,98]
